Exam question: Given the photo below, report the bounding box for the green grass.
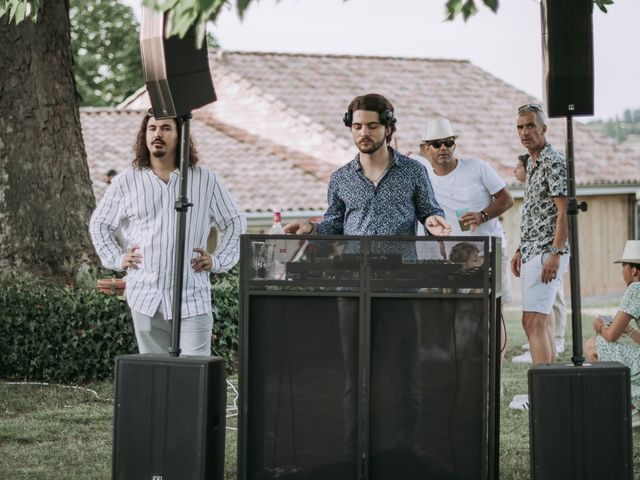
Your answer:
[1,305,638,479]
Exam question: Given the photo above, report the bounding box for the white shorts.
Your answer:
[521,252,570,314]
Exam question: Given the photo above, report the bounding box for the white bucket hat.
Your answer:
[614,240,640,264]
[421,118,457,143]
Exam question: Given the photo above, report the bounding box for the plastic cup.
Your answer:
[455,208,471,231]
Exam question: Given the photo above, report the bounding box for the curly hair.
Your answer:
[132,110,199,169]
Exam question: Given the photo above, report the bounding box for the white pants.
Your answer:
[131,305,213,356]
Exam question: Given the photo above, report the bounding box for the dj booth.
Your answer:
[238,235,502,480]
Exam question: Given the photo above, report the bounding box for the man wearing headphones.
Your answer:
[284,93,450,456]
[284,93,450,237]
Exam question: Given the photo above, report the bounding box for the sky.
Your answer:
[131,0,640,121]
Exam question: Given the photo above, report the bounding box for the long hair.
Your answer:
[132,109,200,169]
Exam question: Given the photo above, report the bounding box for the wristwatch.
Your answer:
[549,245,563,256]
[480,211,489,223]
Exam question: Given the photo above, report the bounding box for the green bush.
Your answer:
[0,267,241,382]
[0,272,135,382]
[211,265,240,373]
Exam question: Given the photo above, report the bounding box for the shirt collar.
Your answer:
[352,147,401,171]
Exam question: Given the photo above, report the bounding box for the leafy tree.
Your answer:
[70,0,143,106]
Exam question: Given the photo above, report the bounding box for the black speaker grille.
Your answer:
[113,355,225,480]
[529,363,632,480]
[541,0,594,117]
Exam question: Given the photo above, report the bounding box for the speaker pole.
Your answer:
[169,113,194,357]
[564,116,588,366]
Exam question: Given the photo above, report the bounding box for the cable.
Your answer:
[500,313,508,354]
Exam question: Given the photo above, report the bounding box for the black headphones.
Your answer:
[343,109,396,127]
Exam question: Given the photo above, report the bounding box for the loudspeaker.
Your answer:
[528,362,633,480]
[112,354,226,480]
[140,7,216,119]
[541,0,594,117]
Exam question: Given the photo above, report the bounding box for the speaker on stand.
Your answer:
[111,7,223,480]
[541,0,594,117]
[530,2,633,479]
[139,6,216,119]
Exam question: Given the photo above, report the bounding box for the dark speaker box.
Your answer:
[140,7,216,119]
[541,0,594,117]
[112,354,226,480]
[528,362,633,480]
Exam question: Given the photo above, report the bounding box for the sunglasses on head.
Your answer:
[429,138,455,149]
[518,103,543,114]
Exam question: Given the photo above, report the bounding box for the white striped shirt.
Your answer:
[89,166,246,320]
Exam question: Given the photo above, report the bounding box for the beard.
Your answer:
[357,137,386,154]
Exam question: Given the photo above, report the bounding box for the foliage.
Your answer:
[588,108,640,142]
[0,0,616,44]
[69,0,143,106]
[0,272,136,382]
[0,269,241,382]
[444,0,614,21]
[211,265,240,372]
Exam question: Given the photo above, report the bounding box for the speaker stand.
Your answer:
[564,116,588,365]
[169,113,193,357]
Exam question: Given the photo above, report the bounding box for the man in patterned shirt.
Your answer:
[511,103,570,365]
[90,110,246,356]
[284,93,449,237]
[284,93,450,454]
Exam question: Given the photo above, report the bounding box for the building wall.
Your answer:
[501,194,632,301]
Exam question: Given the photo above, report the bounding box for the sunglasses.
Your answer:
[518,103,543,114]
[429,138,455,149]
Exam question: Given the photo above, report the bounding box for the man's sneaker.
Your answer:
[509,394,530,411]
[555,338,566,354]
[512,351,533,364]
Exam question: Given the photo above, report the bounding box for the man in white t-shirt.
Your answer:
[412,117,515,303]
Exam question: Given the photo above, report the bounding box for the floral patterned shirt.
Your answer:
[620,282,640,323]
[316,148,444,236]
[520,143,569,263]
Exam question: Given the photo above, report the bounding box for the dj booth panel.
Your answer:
[369,298,486,480]
[246,296,359,479]
[239,235,500,480]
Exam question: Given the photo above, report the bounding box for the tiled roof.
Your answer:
[116,50,640,211]
[80,108,328,212]
[192,50,639,188]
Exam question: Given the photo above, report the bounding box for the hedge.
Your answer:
[0,267,240,382]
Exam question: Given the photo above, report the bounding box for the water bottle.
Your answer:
[268,209,287,279]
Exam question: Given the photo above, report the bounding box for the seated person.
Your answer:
[449,241,483,270]
[584,240,640,409]
[449,241,483,294]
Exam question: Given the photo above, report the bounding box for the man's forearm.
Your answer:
[552,210,569,249]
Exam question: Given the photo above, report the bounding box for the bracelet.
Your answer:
[308,221,318,235]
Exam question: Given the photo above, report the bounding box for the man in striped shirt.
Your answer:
[90,110,246,356]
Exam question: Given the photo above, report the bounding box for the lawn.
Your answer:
[1,303,638,479]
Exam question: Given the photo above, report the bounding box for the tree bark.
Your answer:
[0,0,97,284]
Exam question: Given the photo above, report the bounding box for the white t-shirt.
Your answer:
[413,155,507,241]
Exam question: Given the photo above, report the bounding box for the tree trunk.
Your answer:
[0,0,97,284]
